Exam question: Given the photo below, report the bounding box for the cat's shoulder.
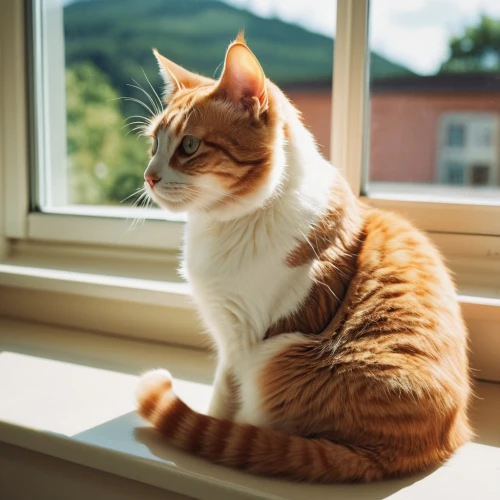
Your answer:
[359,207,445,270]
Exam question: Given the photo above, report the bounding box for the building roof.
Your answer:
[281,72,500,94]
[371,73,500,93]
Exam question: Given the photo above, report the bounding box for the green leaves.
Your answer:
[440,15,500,73]
[66,63,149,205]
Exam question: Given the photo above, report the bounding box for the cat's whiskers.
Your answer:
[124,125,150,136]
[134,194,155,228]
[121,186,147,204]
[126,124,150,138]
[111,96,155,118]
[141,67,164,113]
[124,114,154,123]
[123,115,153,137]
[121,187,152,233]
[122,120,146,129]
[128,79,161,116]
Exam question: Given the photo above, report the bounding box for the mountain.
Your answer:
[63,0,412,100]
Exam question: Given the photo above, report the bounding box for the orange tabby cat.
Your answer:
[136,33,471,482]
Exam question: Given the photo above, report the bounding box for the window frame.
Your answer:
[6,0,183,252]
[1,0,29,244]
[334,0,500,239]
[5,0,500,249]
[32,0,68,208]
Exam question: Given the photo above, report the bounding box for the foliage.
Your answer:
[66,63,149,205]
[440,15,500,73]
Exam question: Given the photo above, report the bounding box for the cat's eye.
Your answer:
[152,136,158,156]
[181,135,201,156]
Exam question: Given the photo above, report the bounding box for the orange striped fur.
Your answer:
[137,35,471,483]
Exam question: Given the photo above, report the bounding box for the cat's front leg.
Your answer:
[207,363,238,419]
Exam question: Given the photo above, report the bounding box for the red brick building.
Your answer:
[285,73,500,187]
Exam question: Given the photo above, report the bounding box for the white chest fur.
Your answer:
[183,160,336,360]
[184,211,311,357]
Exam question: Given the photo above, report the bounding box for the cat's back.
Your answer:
[356,207,461,321]
[337,207,469,390]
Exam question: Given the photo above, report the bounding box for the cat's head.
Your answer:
[143,33,285,220]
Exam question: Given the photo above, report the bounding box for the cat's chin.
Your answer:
[155,198,190,212]
[148,191,190,212]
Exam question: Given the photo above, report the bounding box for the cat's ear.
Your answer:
[153,49,211,100]
[216,33,268,118]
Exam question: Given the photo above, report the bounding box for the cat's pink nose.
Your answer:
[145,173,161,188]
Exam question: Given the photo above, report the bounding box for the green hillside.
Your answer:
[64,0,412,100]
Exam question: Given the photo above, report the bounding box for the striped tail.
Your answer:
[136,369,384,482]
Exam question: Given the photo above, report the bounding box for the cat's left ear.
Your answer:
[153,48,212,101]
[216,34,268,118]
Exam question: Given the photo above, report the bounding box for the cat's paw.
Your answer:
[136,368,173,421]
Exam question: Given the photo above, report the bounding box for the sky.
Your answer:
[224,0,500,75]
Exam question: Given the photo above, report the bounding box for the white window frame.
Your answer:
[333,0,500,238]
[1,0,29,246]
[33,0,67,208]
[1,0,184,252]
[5,0,500,249]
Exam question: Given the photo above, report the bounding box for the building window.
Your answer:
[445,162,465,185]
[437,112,499,188]
[474,126,492,147]
[447,124,466,147]
[471,164,491,186]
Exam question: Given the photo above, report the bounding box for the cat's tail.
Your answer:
[136,369,384,483]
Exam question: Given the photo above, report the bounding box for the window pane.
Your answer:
[444,161,465,185]
[367,1,500,202]
[447,124,465,148]
[35,0,337,212]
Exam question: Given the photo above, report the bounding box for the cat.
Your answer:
[136,33,471,482]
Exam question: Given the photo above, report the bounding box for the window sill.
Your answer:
[1,317,500,500]
[0,258,192,310]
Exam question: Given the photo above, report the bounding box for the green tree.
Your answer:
[66,62,149,205]
[440,15,500,73]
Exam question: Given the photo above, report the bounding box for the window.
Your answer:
[437,113,498,189]
[444,162,465,185]
[27,0,500,248]
[2,0,498,246]
[33,0,337,214]
[20,0,345,248]
[474,126,492,147]
[472,164,490,186]
[366,0,500,207]
[447,125,466,148]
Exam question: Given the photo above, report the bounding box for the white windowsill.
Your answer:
[1,249,499,311]
[0,262,192,309]
[0,241,193,309]
[0,318,499,500]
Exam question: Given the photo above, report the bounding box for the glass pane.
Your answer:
[35,0,337,213]
[367,1,500,202]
